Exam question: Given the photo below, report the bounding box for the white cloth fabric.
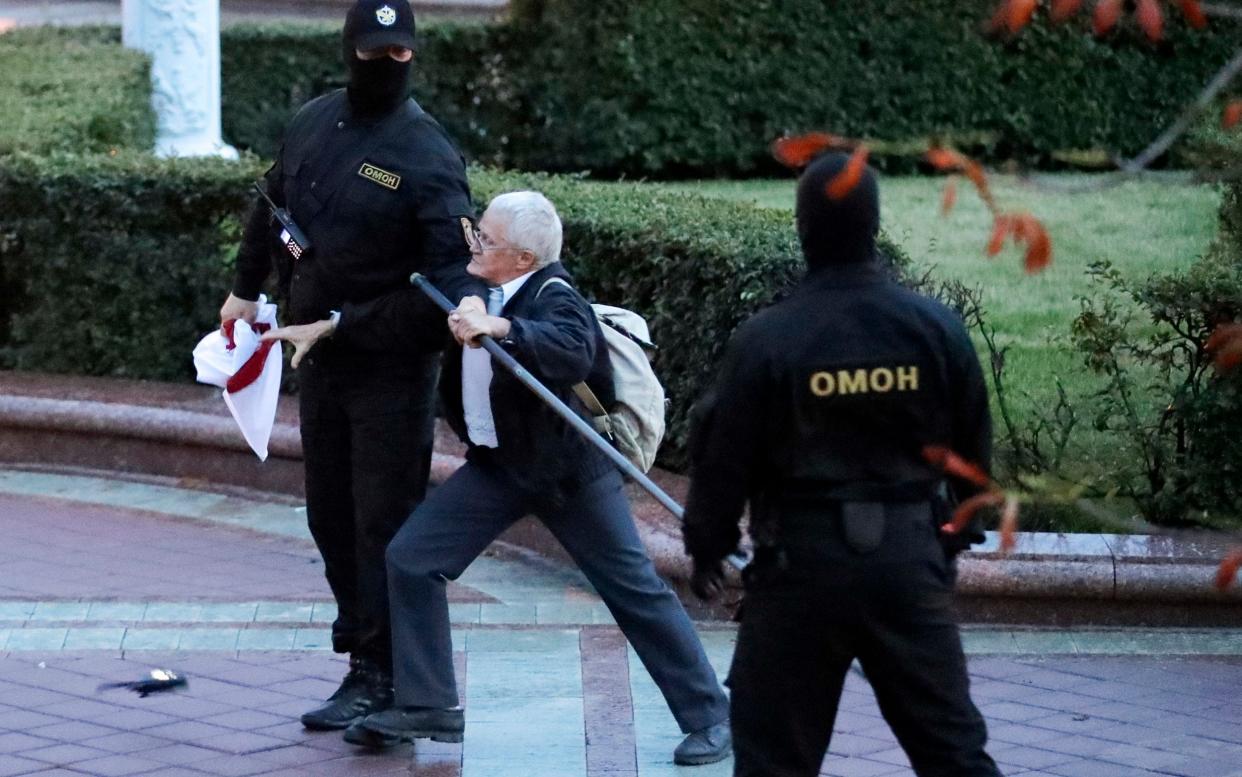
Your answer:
[462,271,536,448]
[192,295,282,461]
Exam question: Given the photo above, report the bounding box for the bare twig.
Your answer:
[1202,3,1242,21]
[1018,165,1242,192]
[1120,46,1242,173]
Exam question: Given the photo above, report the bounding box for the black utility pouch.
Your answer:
[840,501,885,554]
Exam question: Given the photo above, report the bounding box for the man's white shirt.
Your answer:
[462,270,538,448]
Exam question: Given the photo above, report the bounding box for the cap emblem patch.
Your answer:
[376,5,397,26]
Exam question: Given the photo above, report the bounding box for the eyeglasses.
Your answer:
[468,226,528,255]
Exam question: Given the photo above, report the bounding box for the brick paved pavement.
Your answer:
[3,468,1242,776]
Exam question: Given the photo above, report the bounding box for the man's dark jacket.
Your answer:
[441,263,617,502]
[233,90,480,360]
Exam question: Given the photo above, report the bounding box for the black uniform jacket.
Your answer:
[233,90,481,360]
[441,263,617,503]
[683,261,993,565]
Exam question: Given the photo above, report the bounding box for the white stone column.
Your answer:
[122,0,237,159]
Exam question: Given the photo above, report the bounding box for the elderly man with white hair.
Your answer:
[346,191,732,765]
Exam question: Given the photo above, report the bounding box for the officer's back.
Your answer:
[684,152,1001,777]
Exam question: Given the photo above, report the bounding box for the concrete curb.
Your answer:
[1,372,1240,624]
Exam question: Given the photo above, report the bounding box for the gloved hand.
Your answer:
[690,559,725,601]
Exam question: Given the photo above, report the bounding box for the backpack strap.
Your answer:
[536,277,614,436]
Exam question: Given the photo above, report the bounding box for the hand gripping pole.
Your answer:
[411,273,687,520]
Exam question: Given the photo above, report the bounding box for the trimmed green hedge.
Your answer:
[0,150,907,467]
[0,152,263,379]
[0,27,155,155]
[0,21,905,467]
[214,2,1240,177]
[16,10,1237,177]
[219,21,526,164]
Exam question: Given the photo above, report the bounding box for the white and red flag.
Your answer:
[192,296,282,461]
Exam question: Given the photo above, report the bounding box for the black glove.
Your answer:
[690,559,725,601]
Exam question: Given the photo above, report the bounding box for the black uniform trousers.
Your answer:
[386,458,730,733]
[728,502,1002,777]
[298,351,440,672]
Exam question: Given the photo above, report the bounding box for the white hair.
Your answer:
[486,190,563,269]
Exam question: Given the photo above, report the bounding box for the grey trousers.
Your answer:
[386,461,730,733]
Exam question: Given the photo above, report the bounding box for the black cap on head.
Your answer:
[344,0,416,52]
[795,152,880,269]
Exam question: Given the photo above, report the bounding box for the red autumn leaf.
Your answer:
[1205,322,1242,351]
[772,133,844,169]
[1012,213,1053,273]
[986,214,1012,257]
[944,491,1006,535]
[1136,0,1164,42]
[941,177,959,216]
[926,146,968,172]
[1093,0,1123,36]
[1215,548,1242,591]
[964,159,995,211]
[1206,323,1242,371]
[1223,101,1242,130]
[1179,0,1208,30]
[921,445,994,489]
[1050,0,1085,23]
[1005,0,1039,33]
[825,145,870,201]
[999,495,1020,554]
[987,2,1009,34]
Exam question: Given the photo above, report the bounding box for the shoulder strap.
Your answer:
[534,277,611,422]
[535,276,572,297]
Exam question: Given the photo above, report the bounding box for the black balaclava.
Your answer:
[795,152,881,270]
[342,1,416,117]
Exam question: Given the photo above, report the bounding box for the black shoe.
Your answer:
[349,706,465,747]
[300,656,394,731]
[673,720,732,766]
[343,718,401,748]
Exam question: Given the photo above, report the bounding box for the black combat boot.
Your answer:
[301,656,394,731]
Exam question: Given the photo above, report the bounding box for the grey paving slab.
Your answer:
[176,629,241,651]
[29,603,91,622]
[465,628,580,654]
[0,470,310,540]
[63,628,126,651]
[119,629,182,651]
[4,628,67,651]
[85,603,148,622]
[235,630,298,651]
[290,629,332,651]
[464,655,585,777]
[253,603,314,624]
[0,604,35,621]
[309,602,337,624]
[628,632,734,777]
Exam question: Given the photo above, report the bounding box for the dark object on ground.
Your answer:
[97,669,187,697]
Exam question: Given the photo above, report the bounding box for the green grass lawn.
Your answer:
[653,175,1225,530]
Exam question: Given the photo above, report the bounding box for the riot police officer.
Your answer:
[219,0,481,732]
[683,152,1003,777]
